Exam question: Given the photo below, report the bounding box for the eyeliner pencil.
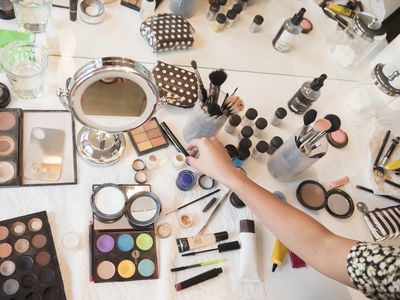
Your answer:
[373,130,391,168]
[356,185,400,203]
[164,189,221,216]
[170,258,226,272]
[70,0,77,21]
[160,122,189,156]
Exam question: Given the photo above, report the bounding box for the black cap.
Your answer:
[237,147,250,160]
[216,13,226,24]
[218,0,227,5]
[255,141,269,153]
[292,7,306,25]
[227,9,237,20]
[310,74,327,91]
[245,108,258,120]
[0,0,15,20]
[210,3,220,12]
[255,117,268,130]
[230,192,246,208]
[253,15,264,25]
[270,136,283,149]
[0,83,11,109]
[232,3,242,14]
[229,114,241,126]
[215,231,229,242]
[275,107,287,119]
[225,144,238,158]
[241,126,253,138]
[240,219,255,233]
[218,241,241,252]
[239,138,252,150]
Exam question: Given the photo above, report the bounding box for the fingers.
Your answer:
[187,147,199,157]
[186,155,199,168]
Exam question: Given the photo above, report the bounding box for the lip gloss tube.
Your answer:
[175,268,223,291]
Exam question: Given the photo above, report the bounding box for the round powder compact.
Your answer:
[134,171,147,184]
[296,180,327,210]
[91,184,127,223]
[300,18,313,34]
[198,174,215,190]
[156,223,171,238]
[178,213,193,228]
[325,189,354,219]
[132,159,146,171]
[327,129,348,149]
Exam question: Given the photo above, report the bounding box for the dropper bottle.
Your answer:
[287,74,327,115]
[272,8,306,53]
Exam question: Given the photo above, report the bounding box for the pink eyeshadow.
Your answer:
[330,130,347,144]
[0,112,16,131]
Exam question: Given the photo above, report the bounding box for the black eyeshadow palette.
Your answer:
[92,229,159,283]
[0,211,66,299]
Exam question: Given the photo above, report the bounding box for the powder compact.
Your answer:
[296,180,354,219]
[0,109,77,188]
[0,211,66,299]
[199,174,215,190]
[91,184,160,283]
[327,129,348,149]
[128,117,169,156]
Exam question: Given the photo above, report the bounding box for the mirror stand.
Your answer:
[77,127,126,166]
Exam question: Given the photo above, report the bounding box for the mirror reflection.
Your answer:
[81,77,147,128]
[130,196,157,222]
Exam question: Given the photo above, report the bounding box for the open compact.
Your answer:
[126,191,162,227]
[296,180,354,219]
[91,184,128,223]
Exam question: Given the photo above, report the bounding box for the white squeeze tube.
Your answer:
[239,219,260,282]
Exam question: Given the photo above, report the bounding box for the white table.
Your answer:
[1,1,399,300]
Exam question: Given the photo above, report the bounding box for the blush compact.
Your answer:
[296,180,354,219]
[327,129,348,149]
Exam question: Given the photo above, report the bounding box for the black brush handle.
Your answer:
[356,185,400,203]
[379,137,400,167]
[374,130,391,168]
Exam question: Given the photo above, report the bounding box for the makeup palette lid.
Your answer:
[0,0,14,20]
[126,191,162,228]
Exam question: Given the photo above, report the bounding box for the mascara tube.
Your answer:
[70,0,78,21]
[175,268,223,291]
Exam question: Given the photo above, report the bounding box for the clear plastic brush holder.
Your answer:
[267,129,328,182]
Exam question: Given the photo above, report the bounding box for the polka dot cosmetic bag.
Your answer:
[140,13,195,53]
[152,61,198,108]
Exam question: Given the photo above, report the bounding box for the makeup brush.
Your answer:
[373,130,391,169]
[191,60,208,103]
[298,109,317,145]
[208,69,227,103]
[299,119,331,149]
[208,103,222,117]
[307,114,341,146]
[221,96,244,116]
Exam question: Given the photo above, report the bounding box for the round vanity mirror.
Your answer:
[57,57,159,165]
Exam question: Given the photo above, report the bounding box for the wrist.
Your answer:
[222,167,248,190]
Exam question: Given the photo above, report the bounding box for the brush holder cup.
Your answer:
[267,130,328,182]
[182,93,228,142]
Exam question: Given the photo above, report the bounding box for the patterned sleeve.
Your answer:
[347,242,400,300]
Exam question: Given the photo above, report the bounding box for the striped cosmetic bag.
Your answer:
[357,202,400,241]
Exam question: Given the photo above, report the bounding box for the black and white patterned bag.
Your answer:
[140,13,195,53]
[152,61,198,108]
[357,202,400,241]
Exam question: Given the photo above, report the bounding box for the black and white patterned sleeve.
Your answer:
[347,242,400,300]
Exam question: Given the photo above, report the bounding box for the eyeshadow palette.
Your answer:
[128,117,169,156]
[0,211,66,299]
[0,109,77,188]
[92,229,158,283]
[120,0,163,11]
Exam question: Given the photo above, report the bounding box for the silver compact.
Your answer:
[126,191,161,227]
[57,57,159,165]
[79,0,105,24]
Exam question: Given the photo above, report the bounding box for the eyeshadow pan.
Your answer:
[117,234,134,252]
[11,221,26,236]
[36,251,51,266]
[0,225,9,240]
[32,234,47,249]
[96,235,114,253]
[143,119,157,130]
[0,242,12,258]
[39,269,55,284]
[43,287,58,300]
[299,183,325,208]
[138,259,155,277]
[130,126,145,135]
[151,136,167,147]
[137,141,153,152]
[117,260,135,278]
[97,261,115,280]
[21,274,37,289]
[3,278,19,295]
[0,136,14,155]
[134,132,148,143]
[0,111,16,131]
[18,255,34,270]
[28,218,43,232]
[15,238,30,253]
[0,260,16,276]
[147,128,161,139]
[136,233,153,251]
[0,161,15,183]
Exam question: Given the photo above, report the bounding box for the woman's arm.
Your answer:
[186,137,357,287]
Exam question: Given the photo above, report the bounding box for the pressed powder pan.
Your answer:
[296,180,354,219]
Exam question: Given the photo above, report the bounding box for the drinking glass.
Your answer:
[12,0,52,33]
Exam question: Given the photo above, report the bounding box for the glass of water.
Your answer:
[12,0,52,33]
[0,41,48,99]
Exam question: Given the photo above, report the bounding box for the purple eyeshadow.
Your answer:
[96,235,114,253]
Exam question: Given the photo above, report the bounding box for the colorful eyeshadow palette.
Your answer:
[0,109,77,188]
[0,211,66,299]
[92,229,159,283]
[128,117,169,156]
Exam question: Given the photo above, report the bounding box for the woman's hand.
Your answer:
[185,137,244,187]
